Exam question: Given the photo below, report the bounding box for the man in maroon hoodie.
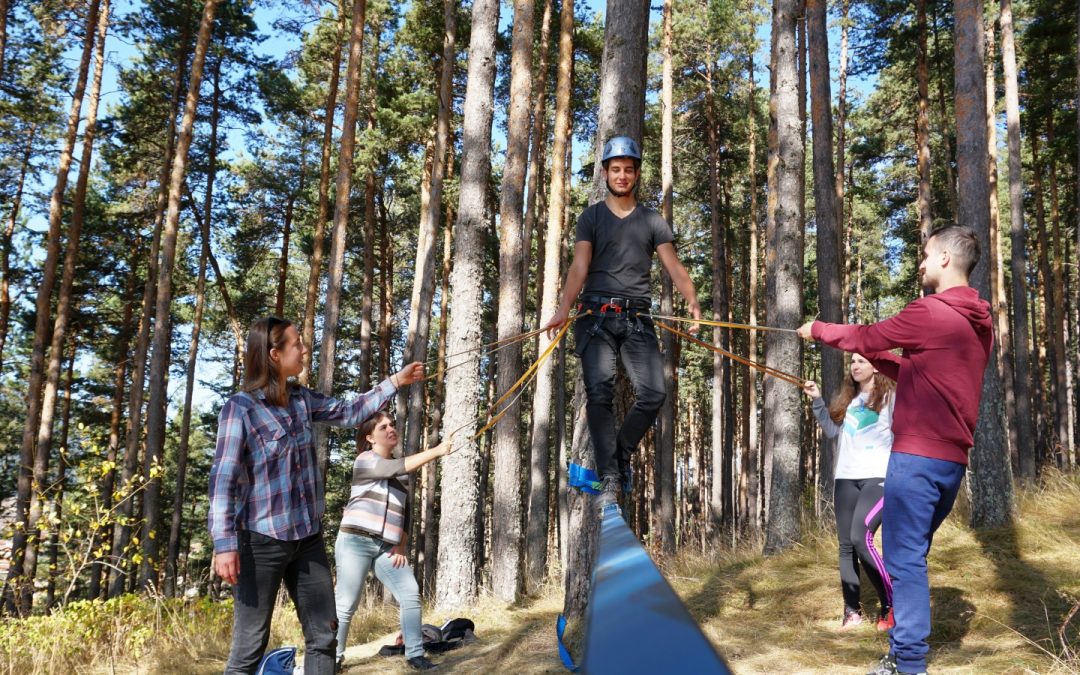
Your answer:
[797,225,993,675]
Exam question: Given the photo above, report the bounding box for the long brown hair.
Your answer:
[827,358,896,423]
[241,316,292,407]
[356,410,393,454]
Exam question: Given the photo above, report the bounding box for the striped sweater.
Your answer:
[339,450,411,544]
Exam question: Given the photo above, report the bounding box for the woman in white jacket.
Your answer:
[804,352,897,631]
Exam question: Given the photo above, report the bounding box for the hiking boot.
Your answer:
[596,474,621,510]
[877,607,895,631]
[866,653,897,675]
[841,607,864,630]
[406,655,439,670]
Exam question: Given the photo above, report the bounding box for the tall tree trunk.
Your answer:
[1032,132,1055,464]
[658,0,677,554]
[301,6,346,386]
[932,1,958,221]
[140,0,220,588]
[999,0,1034,478]
[807,0,841,510]
[565,0,649,622]
[109,19,192,598]
[763,0,805,554]
[954,0,1013,528]
[985,19,1018,470]
[916,0,934,238]
[358,33,380,393]
[8,0,102,614]
[275,196,294,317]
[164,210,210,598]
[745,48,761,533]
[399,0,457,464]
[89,261,136,600]
[315,0,369,480]
[435,0,499,609]
[490,0,534,604]
[23,0,111,608]
[1046,116,1072,465]
[525,0,572,594]
[705,54,727,536]
[0,123,35,371]
[836,0,849,313]
[0,0,9,81]
[46,344,76,609]
[523,0,553,305]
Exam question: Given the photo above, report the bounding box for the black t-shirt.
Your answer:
[575,201,674,299]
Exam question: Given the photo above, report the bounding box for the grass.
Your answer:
[5,471,1078,673]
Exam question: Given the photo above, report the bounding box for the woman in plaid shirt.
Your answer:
[209,316,424,675]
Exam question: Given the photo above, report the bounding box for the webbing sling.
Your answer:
[576,504,732,674]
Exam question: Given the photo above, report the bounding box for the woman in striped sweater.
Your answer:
[804,353,898,632]
[333,410,451,672]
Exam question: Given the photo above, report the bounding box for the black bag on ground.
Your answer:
[377,618,477,657]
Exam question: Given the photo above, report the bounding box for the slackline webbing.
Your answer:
[560,504,732,674]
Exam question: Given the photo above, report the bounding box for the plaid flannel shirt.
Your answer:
[208,379,397,553]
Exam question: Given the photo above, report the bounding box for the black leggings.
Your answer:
[834,478,892,614]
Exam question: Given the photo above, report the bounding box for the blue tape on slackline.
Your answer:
[579,504,732,674]
[556,614,579,672]
[567,462,600,495]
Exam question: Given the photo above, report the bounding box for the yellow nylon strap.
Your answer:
[654,319,804,387]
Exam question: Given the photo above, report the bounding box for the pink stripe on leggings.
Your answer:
[864,497,893,605]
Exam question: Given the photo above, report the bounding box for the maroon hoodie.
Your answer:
[811,286,994,465]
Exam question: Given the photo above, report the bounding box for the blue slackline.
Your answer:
[560,502,731,674]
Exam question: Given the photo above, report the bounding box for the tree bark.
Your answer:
[705,55,727,537]
[807,0,841,508]
[301,6,346,386]
[954,0,1013,528]
[997,0,1032,477]
[435,0,499,609]
[658,0,677,554]
[315,0,368,480]
[275,195,294,317]
[763,0,805,554]
[745,47,761,533]
[932,1,958,221]
[1032,132,1055,463]
[0,123,35,372]
[916,0,933,239]
[8,0,102,614]
[0,0,9,82]
[525,0,573,594]
[566,0,649,622]
[399,0,457,465]
[490,0,534,604]
[358,32,380,393]
[165,192,211,598]
[45,344,76,609]
[23,0,111,608]
[522,0,553,305]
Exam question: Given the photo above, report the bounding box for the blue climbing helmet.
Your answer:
[601,136,642,164]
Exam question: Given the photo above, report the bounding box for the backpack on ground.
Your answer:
[256,646,296,674]
[377,618,477,656]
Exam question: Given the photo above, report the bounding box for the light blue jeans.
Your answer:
[333,531,424,659]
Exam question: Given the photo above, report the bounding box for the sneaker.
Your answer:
[866,653,897,675]
[841,607,864,630]
[406,655,439,670]
[877,607,895,631]
[335,654,345,673]
[596,474,621,510]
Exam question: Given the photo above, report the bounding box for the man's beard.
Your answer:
[606,178,635,197]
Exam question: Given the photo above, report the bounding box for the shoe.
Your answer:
[841,607,864,630]
[877,607,895,631]
[866,653,897,675]
[596,474,621,510]
[335,654,345,673]
[406,655,439,670]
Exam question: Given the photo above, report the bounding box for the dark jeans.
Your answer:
[883,451,965,674]
[575,311,666,479]
[225,530,337,675]
[834,477,891,614]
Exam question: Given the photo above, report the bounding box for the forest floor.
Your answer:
[27,470,1080,674]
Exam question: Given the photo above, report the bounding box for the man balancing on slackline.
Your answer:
[797,225,992,675]
[544,135,701,509]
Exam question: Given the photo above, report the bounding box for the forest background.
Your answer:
[0,0,1076,670]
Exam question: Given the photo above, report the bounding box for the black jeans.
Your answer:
[225,530,337,675]
[576,311,666,479]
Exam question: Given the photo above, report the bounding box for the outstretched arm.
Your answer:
[656,242,702,325]
[544,241,592,337]
[797,300,931,354]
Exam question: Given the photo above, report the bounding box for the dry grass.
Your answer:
[27,471,1077,673]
